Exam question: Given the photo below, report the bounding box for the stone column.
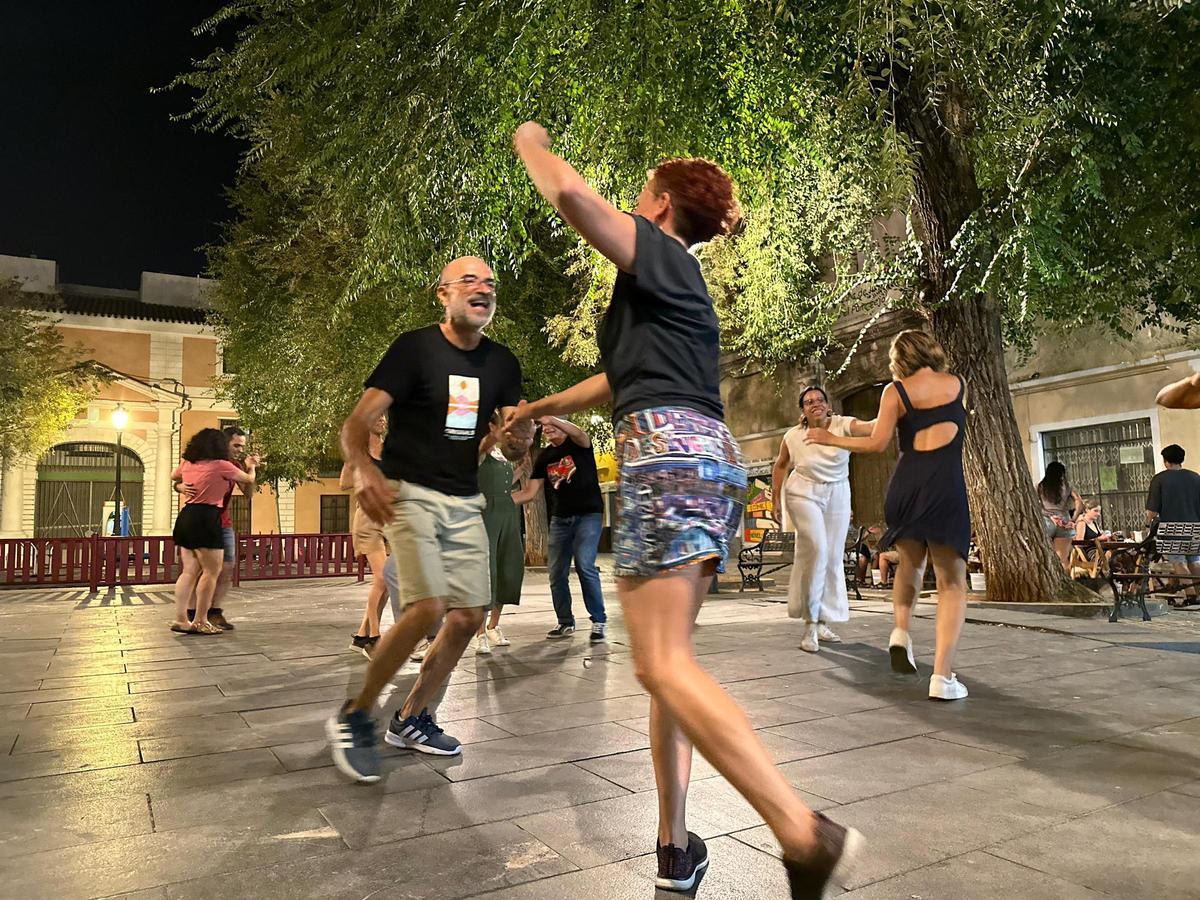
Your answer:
[153,414,175,534]
[276,482,296,534]
[0,461,25,537]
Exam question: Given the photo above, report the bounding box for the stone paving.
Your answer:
[1,569,1199,899]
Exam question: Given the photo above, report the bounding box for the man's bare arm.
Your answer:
[1157,372,1200,409]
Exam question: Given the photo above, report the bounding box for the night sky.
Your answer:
[0,3,243,289]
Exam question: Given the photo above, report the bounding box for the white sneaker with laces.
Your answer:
[411,637,432,662]
[473,633,492,655]
[888,627,917,673]
[817,623,841,643]
[800,623,820,653]
[929,673,968,701]
[486,626,510,647]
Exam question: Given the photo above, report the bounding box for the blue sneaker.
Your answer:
[326,701,381,783]
[385,708,462,756]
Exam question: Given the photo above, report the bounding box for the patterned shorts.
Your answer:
[614,407,748,578]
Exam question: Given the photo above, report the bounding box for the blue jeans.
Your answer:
[548,513,606,626]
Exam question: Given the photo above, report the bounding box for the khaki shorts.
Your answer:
[381,479,490,610]
[352,507,387,557]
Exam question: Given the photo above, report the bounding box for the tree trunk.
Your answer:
[930,297,1094,601]
[896,70,1095,602]
[523,484,548,566]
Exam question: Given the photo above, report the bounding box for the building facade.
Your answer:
[0,255,350,539]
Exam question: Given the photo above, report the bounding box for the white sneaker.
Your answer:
[888,628,917,673]
[817,624,842,643]
[410,637,432,662]
[486,626,510,647]
[800,623,820,653]
[929,673,968,701]
[473,633,492,655]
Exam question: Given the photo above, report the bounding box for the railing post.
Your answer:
[232,536,241,587]
[88,533,100,594]
[357,552,365,583]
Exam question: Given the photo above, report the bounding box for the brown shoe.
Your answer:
[209,610,234,631]
[782,813,863,899]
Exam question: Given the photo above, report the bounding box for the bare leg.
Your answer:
[652,569,707,848]
[172,551,200,625]
[358,550,389,637]
[347,596,443,714]
[1053,537,1071,570]
[891,540,927,633]
[621,566,817,859]
[927,544,967,678]
[211,561,234,611]
[487,606,503,630]
[191,548,224,626]
[401,607,484,719]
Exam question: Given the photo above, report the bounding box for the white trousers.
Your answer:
[784,473,851,623]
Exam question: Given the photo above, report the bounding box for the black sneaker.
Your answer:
[589,623,607,643]
[782,813,863,899]
[656,831,709,892]
[209,608,234,630]
[350,634,373,659]
[385,708,462,756]
[325,701,381,783]
[546,624,576,640]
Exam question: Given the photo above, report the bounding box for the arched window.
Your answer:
[35,443,144,538]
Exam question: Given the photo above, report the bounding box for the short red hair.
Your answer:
[650,157,741,246]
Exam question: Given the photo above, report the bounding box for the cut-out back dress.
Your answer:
[879,376,971,560]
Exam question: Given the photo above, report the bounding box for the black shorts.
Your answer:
[173,503,224,550]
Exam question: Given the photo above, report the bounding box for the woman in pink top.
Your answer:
[170,429,256,634]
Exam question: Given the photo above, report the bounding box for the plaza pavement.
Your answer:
[1,567,1198,899]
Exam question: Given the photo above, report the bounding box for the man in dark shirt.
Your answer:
[326,256,534,784]
[1146,443,1200,593]
[515,416,608,641]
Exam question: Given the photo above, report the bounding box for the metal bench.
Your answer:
[738,529,795,591]
[843,525,867,603]
[1107,521,1200,622]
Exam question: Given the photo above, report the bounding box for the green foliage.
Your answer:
[0,280,109,462]
[178,0,1200,472]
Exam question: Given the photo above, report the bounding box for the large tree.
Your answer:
[0,281,108,464]
[178,0,1200,600]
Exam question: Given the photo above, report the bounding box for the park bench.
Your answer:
[1107,521,1200,622]
[737,526,866,602]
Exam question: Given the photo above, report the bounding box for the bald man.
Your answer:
[327,257,535,783]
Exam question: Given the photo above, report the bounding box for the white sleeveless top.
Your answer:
[783,415,854,484]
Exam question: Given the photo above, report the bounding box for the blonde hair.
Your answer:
[889,329,948,379]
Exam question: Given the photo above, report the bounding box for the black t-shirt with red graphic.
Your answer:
[532,437,603,519]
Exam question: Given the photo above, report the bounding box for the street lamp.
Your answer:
[112,404,128,537]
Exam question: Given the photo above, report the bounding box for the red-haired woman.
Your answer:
[510,122,860,898]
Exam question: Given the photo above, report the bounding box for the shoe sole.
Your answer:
[829,827,864,887]
[655,855,709,891]
[889,644,917,674]
[546,632,575,640]
[384,730,462,756]
[800,643,820,653]
[929,689,969,702]
[325,715,381,784]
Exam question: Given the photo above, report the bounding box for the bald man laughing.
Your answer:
[327,256,535,782]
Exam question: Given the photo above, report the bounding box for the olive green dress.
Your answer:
[480,452,524,607]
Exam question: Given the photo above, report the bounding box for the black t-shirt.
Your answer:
[1147,468,1200,523]
[365,324,522,496]
[597,215,724,421]
[532,437,603,518]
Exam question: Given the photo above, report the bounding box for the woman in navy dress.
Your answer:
[807,330,971,701]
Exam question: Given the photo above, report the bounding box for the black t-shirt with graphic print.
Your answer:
[531,437,604,519]
[365,324,522,496]
[597,214,724,422]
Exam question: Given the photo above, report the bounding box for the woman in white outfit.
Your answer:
[772,386,875,653]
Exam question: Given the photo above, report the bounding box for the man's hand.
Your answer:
[355,465,397,525]
[500,402,536,460]
[175,482,197,500]
[513,121,551,152]
[245,454,261,468]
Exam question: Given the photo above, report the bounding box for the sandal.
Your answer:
[193,621,224,635]
[169,622,199,634]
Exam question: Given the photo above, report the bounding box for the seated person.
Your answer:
[854,526,880,583]
[877,548,902,585]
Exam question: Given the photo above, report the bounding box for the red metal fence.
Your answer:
[0,534,365,590]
